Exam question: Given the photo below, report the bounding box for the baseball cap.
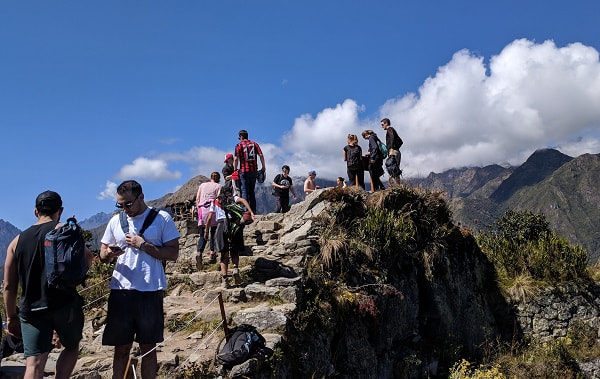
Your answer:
[35,190,63,214]
[224,153,233,163]
[308,170,316,175]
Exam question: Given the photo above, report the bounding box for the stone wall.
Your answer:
[513,283,600,340]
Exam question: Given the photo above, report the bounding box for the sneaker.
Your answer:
[209,251,217,263]
[195,254,202,271]
[232,267,241,285]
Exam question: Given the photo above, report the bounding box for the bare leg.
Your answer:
[24,352,49,379]
[112,343,133,379]
[140,343,157,379]
[55,343,80,379]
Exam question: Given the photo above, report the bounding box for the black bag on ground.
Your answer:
[216,324,266,366]
[44,217,88,289]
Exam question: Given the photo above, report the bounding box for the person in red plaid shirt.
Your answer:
[233,129,265,213]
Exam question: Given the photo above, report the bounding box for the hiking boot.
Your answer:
[209,251,217,263]
[221,275,231,289]
[195,254,202,271]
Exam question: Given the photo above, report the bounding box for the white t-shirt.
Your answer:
[101,207,180,291]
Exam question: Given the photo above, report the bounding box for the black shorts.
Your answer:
[102,289,164,346]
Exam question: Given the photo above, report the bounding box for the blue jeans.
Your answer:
[240,171,258,213]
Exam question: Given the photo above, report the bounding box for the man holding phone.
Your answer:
[99,180,180,379]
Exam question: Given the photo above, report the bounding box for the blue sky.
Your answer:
[1,1,600,230]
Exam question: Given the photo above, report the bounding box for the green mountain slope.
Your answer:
[505,153,600,262]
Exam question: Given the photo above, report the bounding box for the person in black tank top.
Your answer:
[4,190,92,378]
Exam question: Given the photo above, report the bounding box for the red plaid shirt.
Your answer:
[235,139,263,173]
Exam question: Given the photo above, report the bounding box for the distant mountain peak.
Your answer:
[490,149,572,203]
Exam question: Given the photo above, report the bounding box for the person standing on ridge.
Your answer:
[222,153,241,197]
[99,180,180,379]
[343,133,365,189]
[362,130,386,192]
[271,165,297,213]
[304,170,320,195]
[381,118,403,184]
[3,190,93,379]
[234,129,265,214]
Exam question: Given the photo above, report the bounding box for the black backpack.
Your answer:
[44,217,88,289]
[216,324,266,366]
[385,154,402,178]
[347,145,361,169]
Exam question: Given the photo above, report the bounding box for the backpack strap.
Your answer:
[119,207,159,236]
[139,208,159,236]
[119,212,129,234]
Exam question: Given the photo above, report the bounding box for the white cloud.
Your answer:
[111,39,600,186]
[379,39,600,176]
[116,158,182,181]
[97,180,117,200]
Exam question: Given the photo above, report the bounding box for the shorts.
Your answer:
[102,290,164,346]
[214,219,228,253]
[20,295,84,357]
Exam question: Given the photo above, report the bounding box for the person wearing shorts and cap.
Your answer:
[3,190,93,379]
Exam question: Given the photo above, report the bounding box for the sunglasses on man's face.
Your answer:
[115,194,140,209]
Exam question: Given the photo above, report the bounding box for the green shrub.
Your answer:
[477,210,589,284]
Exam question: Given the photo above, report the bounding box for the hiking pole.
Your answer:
[218,292,229,338]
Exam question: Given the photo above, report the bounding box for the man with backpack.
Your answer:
[381,118,403,184]
[204,187,254,288]
[99,180,180,379]
[234,129,266,214]
[3,190,93,379]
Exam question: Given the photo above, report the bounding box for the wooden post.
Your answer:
[218,292,229,338]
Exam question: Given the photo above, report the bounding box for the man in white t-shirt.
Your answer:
[99,180,180,379]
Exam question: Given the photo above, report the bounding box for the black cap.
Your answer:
[35,190,62,214]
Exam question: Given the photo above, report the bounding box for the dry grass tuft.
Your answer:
[504,273,540,303]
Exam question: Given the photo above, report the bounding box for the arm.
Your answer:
[236,197,254,215]
[195,185,203,206]
[343,147,347,162]
[204,211,215,239]
[137,237,179,262]
[99,243,125,263]
[259,153,265,172]
[3,236,21,338]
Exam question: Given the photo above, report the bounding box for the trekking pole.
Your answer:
[218,292,229,338]
[123,355,133,379]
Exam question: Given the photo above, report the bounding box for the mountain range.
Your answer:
[409,148,600,262]
[1,148,597,262]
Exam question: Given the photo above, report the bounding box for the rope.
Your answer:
[165,319,224,378]
[82,292,110,310]
[78,276,112,294]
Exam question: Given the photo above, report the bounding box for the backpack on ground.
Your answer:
[377,138,389,158]
[385,154,402,178]
[44,217,88,289]
[346,145,361,169]
[216,324,266,366]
